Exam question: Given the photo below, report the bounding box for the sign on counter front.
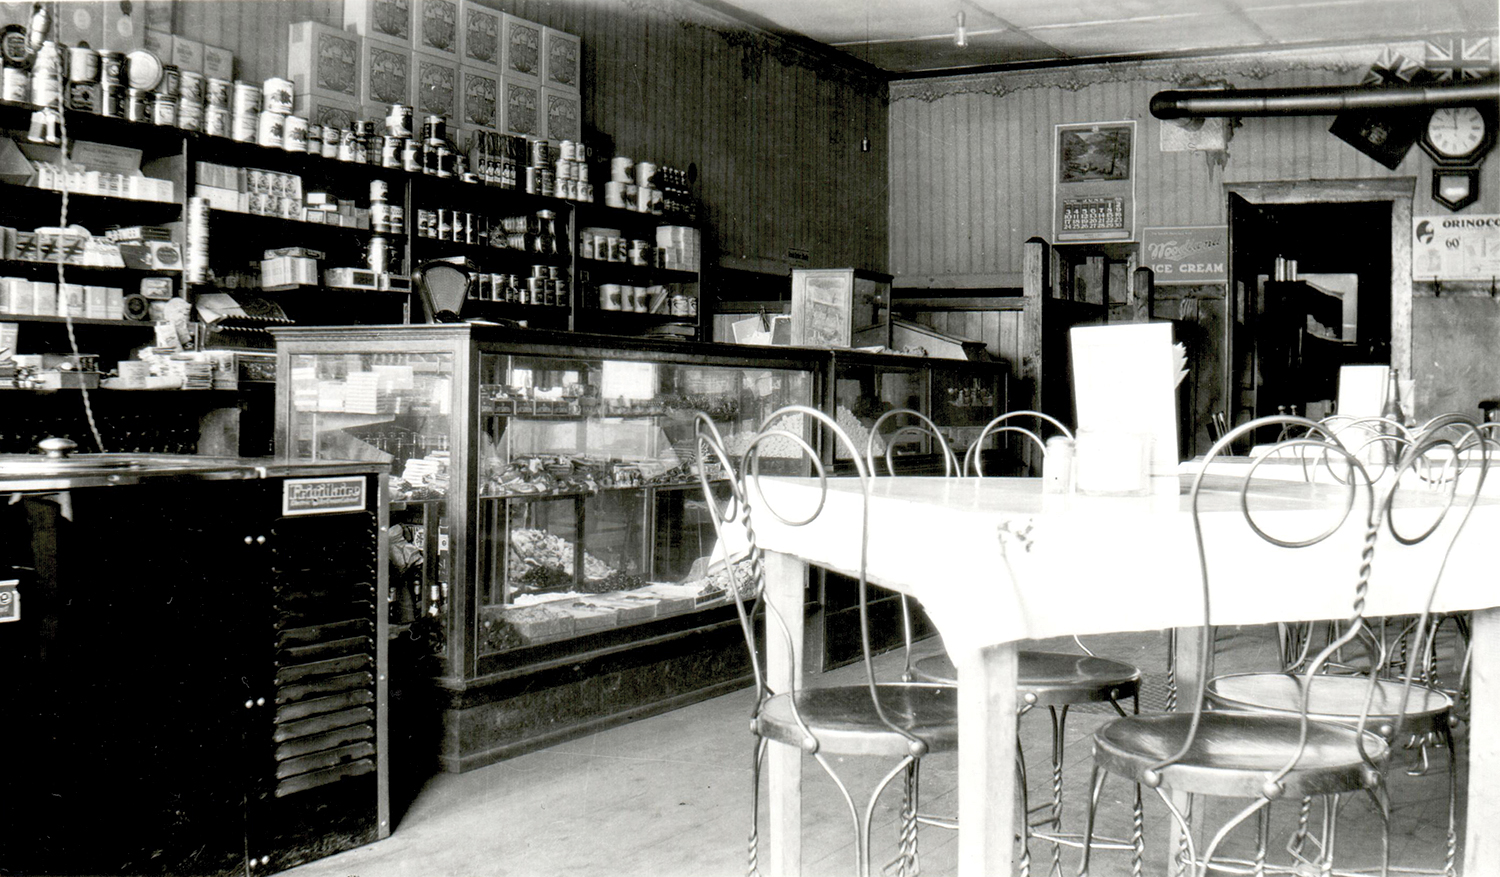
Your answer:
[1140,226,1228,284]
[1413,215,1500,281]
[282,476,368,516]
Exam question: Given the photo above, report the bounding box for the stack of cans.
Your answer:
[552,140,592,202]
[185,196,210,284]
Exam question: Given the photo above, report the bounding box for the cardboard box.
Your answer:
[459,1,500,66]
[501,76,538,138]
[459,68,498,131]
[412,50,457,121]
[101,0,144,52]
[32,282,56,316]
[171,35,204,74]
[501,14,541,83]
[540,87,578,142]
[287,20,360,103]
[55,1,104,50]
[144,28,172,60]
[359,36,412,107]
[344,0,412,46]
[202,44,234,80]
[143,0,174,31]
[262,256,319,291]
[294,93,361,132]
[542,26,580,94]
[413,0,458,56]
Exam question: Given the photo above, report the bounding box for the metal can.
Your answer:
[158,64,181,97]
[367,235,390,274]
[339,127,358,162]
[179,70,205,105]
[231,80,261,115]
[386,104,414,138]
[152,94,177,126]
[435,143,453,178]
[402,138,420,172]
[65,81,99,113]
[389,205,405,235]
[206,77,231,108]
[231,107,257,142]
[526,277,545,304]
[436,209,451,239]
[670,294,690,316]
[475,272,491,301]
[100,83,126,118]
[414,208,432,237]
[381,134,401,168]
[262,77,294,114]
[68,46,100,83]
[422,114,445,145]
[529,138,550,167]
[282,114,308,151]
[372,201,391,234]
[100,51,125,87]
[554,277,569,306]
[1,66,27,102]
[125,88,152,123]
[306,123,322,153]
[205,104,230,136]
[370,179,389,202]
[256,110,283,148]
[463,212,475,244]
[176,98,203,131]
[353,119,376,139]
[321,127,340,159]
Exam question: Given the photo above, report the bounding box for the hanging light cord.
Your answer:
[46,3,105,452]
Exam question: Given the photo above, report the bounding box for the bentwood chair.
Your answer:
[695,405,959,877]
[1079,414,1486,877]
[875,410,1144,877]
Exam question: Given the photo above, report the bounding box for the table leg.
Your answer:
[954,642,1019,877]
[1464,607,1500,874]
[764,550,806,877]
[1166,626,1211,874]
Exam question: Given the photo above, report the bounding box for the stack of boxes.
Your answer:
[193,161,371,229]
[656,226,701,272]
[0,277,127,320]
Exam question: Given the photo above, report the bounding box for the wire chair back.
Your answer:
[694,405,942,755]
[865,408,960,477]
[1166,413,1487,792]
[964,410,1073,477]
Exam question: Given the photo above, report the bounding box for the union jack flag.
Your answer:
[1361,47,1424,85]
[1425,38,1496,80]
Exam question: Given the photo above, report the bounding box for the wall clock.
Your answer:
[1420,105,1494,164]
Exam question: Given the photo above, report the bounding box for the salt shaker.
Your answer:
[1043,435,1075,494]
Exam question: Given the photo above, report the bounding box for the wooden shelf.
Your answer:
[0,313,154,328]
[207,208,384,238]
[412,237,569,266]
[0,259,180,277]
[576,258,698,282]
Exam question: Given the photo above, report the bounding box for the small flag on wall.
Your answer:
[1425,38,1496,80]
[1361,47,1425,85]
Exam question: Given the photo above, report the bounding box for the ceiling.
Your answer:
[708,0,1500,77]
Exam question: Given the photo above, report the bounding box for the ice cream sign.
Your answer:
[1141,226,1228,285]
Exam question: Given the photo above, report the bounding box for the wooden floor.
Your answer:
[283,624,1469,877]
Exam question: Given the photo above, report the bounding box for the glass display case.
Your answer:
[272,326,816,682]
[272,325,1010,769]
[822,350,1008,469]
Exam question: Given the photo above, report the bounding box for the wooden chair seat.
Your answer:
[1208,671,1452,736]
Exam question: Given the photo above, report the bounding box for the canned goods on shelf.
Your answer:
[177,99,203,131]
[386,104,414,138]
[68,46,100,83]
[125,88,152,123]
[204,104,230,136]
[158,64,181,98]
[100,51,125,87]
[257,110,284,148]
[206,77,231,108]
[262,77,294,114]
[65,81,99,114]
[179,70,204,105]
[152,95,177,126]
[381,135,401,168]
[231,80,261,115]
[282,114,308,151]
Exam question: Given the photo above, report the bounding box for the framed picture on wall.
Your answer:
[1053,120,1137,243]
